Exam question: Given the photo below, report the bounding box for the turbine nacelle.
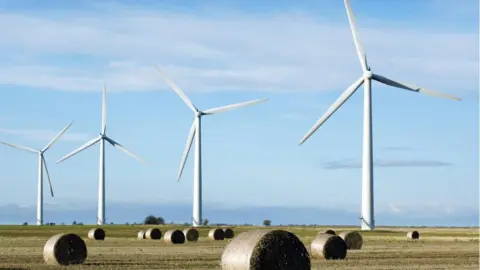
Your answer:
[363,70,373,80]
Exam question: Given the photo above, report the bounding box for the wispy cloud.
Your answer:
[0,128,90,143]
[0,3,476,94]
[323,158,453,170]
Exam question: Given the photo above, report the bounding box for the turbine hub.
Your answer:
[196,111,203,117]
[363,71,373,80]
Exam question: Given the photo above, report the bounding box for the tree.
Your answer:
[72,220,77,225]
[156,217,165,225]
[22,222,28,226]
[202,218,209,226]
[263,219,271,227]
[144,215,157,224]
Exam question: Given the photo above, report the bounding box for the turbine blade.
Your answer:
[299,76,364,145]
[104,136,146,164]
[102,83,107,134]
[344,0,368,71]
[153,65,198,112]
[0,141,37,153]
[202,98,268,115]
[372,74,462,101]
[42,156,54,197]
[42,121,74,152]
[56,136,100,163]
[177,120,196,181]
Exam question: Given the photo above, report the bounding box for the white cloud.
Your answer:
[0,128,90,143]
[0,4,476,94]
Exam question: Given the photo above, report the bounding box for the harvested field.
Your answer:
[0,225,477,269]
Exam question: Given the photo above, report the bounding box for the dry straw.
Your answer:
[311,233,347,260]
[324,229,336,235]
[209,228,225,240]
[221,229,311,270]
[164,230,186,244]
[43,233,88,266]
[145,228,162,240]
[87,228,105,240]
[407,231,420,240]
[183,228,199,242]
[224,228,235,239]
[137,230,146,239]
[338,231,363,250]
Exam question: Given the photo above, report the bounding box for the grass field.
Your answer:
[0,225,478,269]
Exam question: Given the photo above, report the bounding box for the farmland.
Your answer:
[0,225,478,269]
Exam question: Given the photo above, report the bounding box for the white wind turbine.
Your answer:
[154,65,268,227]
[0,122,74,225]
[56,84,146,225]
[299,0,462,231]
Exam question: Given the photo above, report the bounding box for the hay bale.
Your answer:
[137,230,146,239]
[183,228,199,242]
[209,228,225,240]
[338,231,363,250]
[324,229,336,235]
[221,229,310,270]
[311,233,347,260]
[224,228,235,239]
[164,230,186,244]
[145,228,162,240]
[407,231,420,240]
[87,228,105,240]
[43,233,87,266]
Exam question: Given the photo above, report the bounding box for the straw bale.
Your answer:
[311,233,347,260]
[209,228,225,240]
[43,233,87,266]
[164,230,186,244]
[145,228,162,240]
[183,228,199,242]
[221,229,311,270]
[324,229,336,235]
[137,230,146,239]
[224,228,235,239]
[407,231,420,240]
[338,231,363,250]
[87,228,105,240]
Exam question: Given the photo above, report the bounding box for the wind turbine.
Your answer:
[56,84,146,225]
[0,122,74,225]
[298,0,461,231]
[154,65,268,227]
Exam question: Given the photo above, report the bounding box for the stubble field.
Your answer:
[0,225,477,269]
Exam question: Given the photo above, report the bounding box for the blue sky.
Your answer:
[0,0,477,225]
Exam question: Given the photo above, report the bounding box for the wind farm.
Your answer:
[0,0,476,269]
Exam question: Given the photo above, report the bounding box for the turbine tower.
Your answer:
[154,65,268,227]
[0,121,74,225]
[299,0,461,231]
[56,84,146,225]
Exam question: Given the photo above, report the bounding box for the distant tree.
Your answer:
[183,222,190,226]
[156,217,165,225]
[72,220,77,225]
[125,222,129,225]
[143,215,159,225]
[110,222,114,225]
[22,222,28,226]
[202,219,209,226]
[78,222,84,225]
[263,220,271,227]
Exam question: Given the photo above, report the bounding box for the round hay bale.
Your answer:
[145,228,162,240]
[311,233,347,260]
[43,233,88,266]
[221,229,310,270]
[209,228,225,241]
[87,228,105,240]
[224,228,235,239]
[338,231,363,250]
[137,230,146,239]
[407,231,420,240]
[164,230,186,244]
[324,229,336,235]
[183,228,199,242]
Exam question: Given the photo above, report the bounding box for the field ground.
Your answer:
[0,225,478,269]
